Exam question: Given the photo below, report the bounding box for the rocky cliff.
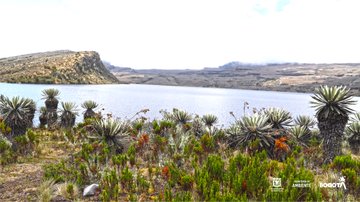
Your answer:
[0,50,119,84]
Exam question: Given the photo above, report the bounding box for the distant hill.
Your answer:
[111,62,360,96]
[0,50,119,84]
[102,61,134,73]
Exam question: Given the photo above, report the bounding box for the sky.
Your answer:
[0,0,360,69]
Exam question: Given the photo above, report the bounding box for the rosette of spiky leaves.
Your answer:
[202,114,218,127]
[42,88,60,111]
[41,88,60,100]
[192,116,205,138]
[345,122,360,154]
[172,109,192,125]
[0,95,35,137]
[39,106,48,127]
[91,119,132,154]
[60,102,78,128]
[202,114,218,135]
[311,85,355,119]
[264,107,292,129]
[81,100,98,110]
[81,100,99,120]
[294,115,316,128]
[311,85,355,163]
[169,126,192,155]
[40,106,47,114]
[350,112,360,122]
[227,115,274,156]
[289,126,310,147]
[226,123,243,148]
[293,115,316,142]
[27,99,36,127]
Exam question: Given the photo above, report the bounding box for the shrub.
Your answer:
[181,174,194,190]
[342,168,360,195]
[173,191,193,201]
[136,175,150,193]
[332,155,360,172]
[200,133,215,153]
[0,135,16,165]
[120,167,134,191]
[43,161,68,183]
[205,154,225,182]
[0,121,11,134]
[100,168,119,201]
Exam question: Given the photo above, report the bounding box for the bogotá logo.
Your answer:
[319,177,347,190]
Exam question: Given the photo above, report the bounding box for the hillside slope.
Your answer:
[112,63,360,95]
[0,50,119,84]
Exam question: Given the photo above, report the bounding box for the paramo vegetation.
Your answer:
[0,86,360,201]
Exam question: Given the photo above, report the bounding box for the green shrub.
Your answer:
[0,136,11,152]
[205,154,225,181]
[180,174,194,190]
[112,154,127,170]
[100,168,119,201]
[43,161,68,183]
[332,155,360,172]
[127,144,136,166]
[0,121,11,134]
[14,134,30,154]
[136,175,150,193]
[233,152,269,200]
[342,168,360,195]
[167,163,183,187]
[173,191,192,201]
[120,167,133,191]
[0,136,16,165]
[66,183,76,199]
[200,133,215,152]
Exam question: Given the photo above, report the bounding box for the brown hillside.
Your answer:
[0,50,119,84]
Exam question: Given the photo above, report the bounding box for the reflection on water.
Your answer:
[1,83,359,126]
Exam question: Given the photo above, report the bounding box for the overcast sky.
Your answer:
[0,0,359,69]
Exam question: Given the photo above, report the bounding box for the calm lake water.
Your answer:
[1,83,359,126]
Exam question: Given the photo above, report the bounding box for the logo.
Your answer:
[271,177,283,192]
[273,178,281,188]
[319,177,346,190]
[292,180,311,188]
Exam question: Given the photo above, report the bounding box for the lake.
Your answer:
[1,83,359,126]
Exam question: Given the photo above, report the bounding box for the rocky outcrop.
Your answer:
[0,50,119,84]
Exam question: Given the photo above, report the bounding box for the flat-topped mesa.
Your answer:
[0,50,119,84]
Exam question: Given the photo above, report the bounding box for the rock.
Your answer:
[83,184,99,197]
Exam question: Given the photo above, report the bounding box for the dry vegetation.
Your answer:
[0,130,73,201]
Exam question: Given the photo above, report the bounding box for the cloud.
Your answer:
[0,0,360,69]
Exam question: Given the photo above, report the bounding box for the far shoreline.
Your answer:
[1,81,360,97]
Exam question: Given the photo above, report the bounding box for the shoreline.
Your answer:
[2,81,360,97]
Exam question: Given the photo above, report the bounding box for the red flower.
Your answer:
[242,180,247,191]
[162,166,170,179]
[138,133,150,148]
[275,137,289,152]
